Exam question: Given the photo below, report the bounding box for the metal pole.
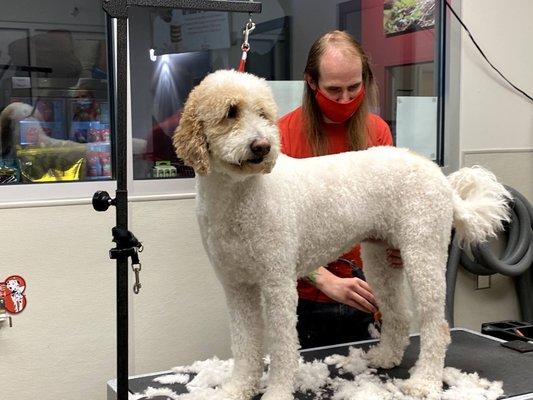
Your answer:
[115,16,130,400]
[436,0,447,166]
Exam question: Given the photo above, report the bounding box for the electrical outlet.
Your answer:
[476,275,491,290]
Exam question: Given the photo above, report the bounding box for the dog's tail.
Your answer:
[448,166,512,248]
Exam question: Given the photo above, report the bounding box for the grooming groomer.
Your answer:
[279,31,403,349]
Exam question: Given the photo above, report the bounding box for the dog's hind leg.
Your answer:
[261,277,299,400]
[361,242,410,368]
[221,282,264,400]
[400,242,450,399]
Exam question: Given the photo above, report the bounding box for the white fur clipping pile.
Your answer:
[132,349,503,400]
[174,357,234,390]
[154,374,190,385]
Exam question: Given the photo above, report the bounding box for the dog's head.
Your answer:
[173,70,280,178]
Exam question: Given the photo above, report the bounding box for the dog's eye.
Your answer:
[259,110,269,120]
[227,104,238,119]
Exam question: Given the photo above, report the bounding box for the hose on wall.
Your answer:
[445,186,533,326]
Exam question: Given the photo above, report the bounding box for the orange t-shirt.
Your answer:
[278,107,393,302]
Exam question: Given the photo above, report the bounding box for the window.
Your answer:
[0,5,113,186]
[127,0,442,181]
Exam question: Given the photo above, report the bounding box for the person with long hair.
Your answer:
[279,30,403,349]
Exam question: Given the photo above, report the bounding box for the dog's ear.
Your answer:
[173,92,210,176]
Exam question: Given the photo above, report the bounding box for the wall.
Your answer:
[129,199,231,374]
[451,0,533,329]
[0,199,231,400]
[0,205,116,399]
[458,0,533,151]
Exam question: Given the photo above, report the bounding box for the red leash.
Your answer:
[238,49,249,72]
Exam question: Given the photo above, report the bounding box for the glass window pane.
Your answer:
[129,0,440,180]
[0,10,112,184]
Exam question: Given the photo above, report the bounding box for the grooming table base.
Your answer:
[107,328,533,399]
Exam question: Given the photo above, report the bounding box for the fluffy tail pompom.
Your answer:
[448,166,512,248]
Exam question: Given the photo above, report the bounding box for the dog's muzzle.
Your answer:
[248,138,271,164]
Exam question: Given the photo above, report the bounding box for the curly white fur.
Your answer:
[448,166,512,247]
[172,70,511,400]
[133,354,504,400]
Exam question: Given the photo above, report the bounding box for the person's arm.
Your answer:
[305,266,378,313]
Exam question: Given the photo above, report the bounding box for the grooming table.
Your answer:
[106,328,533,399]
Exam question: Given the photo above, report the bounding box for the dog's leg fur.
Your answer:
[399,241,451,399]
[361,242,410,368]
[261,277,299,400]
[221,282,264,400]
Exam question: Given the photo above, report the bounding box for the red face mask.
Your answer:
[315,85,365,123]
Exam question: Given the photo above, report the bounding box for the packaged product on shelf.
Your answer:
[86,143,103,177]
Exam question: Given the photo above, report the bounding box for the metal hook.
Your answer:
[132,262,142,294]
[241,19,256,52]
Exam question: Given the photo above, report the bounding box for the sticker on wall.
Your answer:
[0,275,27,314]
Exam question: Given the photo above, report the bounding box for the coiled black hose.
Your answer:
[445,186,533,326]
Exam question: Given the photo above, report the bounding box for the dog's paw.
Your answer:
[364,345,403,369]
[221,379,258,400]
[400,377,441,399]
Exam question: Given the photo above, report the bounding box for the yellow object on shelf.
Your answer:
[29,158,84,182]
[17,144,87,183]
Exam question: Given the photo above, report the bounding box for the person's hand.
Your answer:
[313,267,378,313]
[363,238,403,268]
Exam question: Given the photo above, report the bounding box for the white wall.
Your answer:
[458,0,533,151]
[450,0,533,329]
[0,204,116,399]
[129,199,231,374]
[0,199,231,400]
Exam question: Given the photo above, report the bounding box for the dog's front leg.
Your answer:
[261,277,299,400]
[221,282,264,400]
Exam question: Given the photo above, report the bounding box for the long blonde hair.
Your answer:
[302,30,378,156]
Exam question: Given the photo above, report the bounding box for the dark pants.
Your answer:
[296,299,375,349]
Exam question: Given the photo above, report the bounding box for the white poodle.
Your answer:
[173,70,511,400]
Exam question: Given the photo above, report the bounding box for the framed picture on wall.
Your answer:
[383,0,435,37]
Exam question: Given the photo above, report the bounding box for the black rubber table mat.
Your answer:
[128,329,533,399]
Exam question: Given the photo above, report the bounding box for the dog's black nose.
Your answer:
[250,138,271,157]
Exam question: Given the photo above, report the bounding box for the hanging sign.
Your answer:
[152,9,230,55]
